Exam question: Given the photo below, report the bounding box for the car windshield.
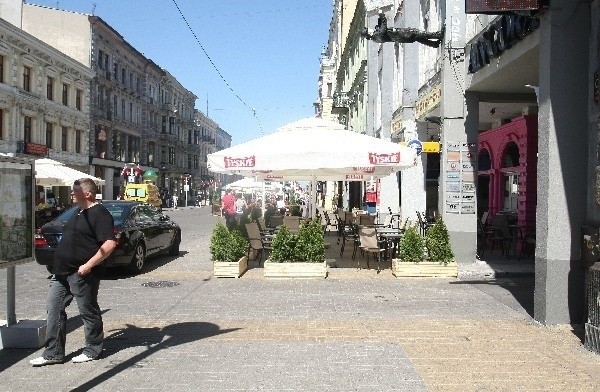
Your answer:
[54,203,133,226]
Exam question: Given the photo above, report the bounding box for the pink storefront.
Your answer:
[477,115,538,232]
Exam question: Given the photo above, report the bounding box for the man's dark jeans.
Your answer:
[42,273,103,360]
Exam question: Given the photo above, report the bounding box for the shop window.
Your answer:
[502,142,519,168]
[503,172,518,212]
[478,149,491,171]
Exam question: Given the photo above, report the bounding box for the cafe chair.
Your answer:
[245,222,273,266]
[358,226,386,273]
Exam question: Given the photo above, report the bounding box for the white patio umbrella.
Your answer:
[207,117,417,217]
[225,177,276,191]
[35,158,105,187]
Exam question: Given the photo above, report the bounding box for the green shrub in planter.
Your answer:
[289,205,302,217]
[269,225,298,262]
[210,222,249,262]
[398,224,425,263]
[295,219,325,263]
[264,204,277,227]
[425,219,454,265]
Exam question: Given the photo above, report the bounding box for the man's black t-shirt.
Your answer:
[53,203,115,275]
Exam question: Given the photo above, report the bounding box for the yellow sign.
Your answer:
[399,141,440,154]
[415,84,442,118]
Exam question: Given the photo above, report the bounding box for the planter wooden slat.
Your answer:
[213,256,248,278]
[391,260,457,278]
[264,260,327,278]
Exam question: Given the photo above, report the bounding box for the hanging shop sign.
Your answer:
[415,84,441,119]
[468,14,540,74]
[465,0,548,14]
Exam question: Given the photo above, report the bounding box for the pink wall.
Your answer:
[478,115,538,230]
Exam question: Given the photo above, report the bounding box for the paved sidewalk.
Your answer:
[0,209,597,391]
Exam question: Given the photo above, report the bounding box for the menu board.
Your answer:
[444,142,477,214]
[0,159,34,264]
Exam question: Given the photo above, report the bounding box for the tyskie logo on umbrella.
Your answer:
[224,156,256,168]
[368,152,401,165]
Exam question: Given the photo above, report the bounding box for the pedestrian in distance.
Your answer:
[221,189,236,228]
[30,178,118,367]
[172,194,179,209]
[234,193,247,218]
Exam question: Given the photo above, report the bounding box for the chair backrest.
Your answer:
[400,217,410,231]
[491,214,510,236]
[358,226,379,249]
[382,214,392,228]
[245,222,262,240]
[269,215,283,227]
[415,211,424,224]
[283,216,301,232]
[359,214,375,226]
[481,211,489,225]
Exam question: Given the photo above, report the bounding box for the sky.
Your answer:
[28,0,333,145]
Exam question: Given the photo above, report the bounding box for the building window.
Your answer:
[62,83,69,105]
[46,122,53,148]
[61,126,68,151]
[121,68,126,84]
[162,116,167,134]
[127,135,139,163]
[0,56,4,84]
[168,147,175,164]
[98,49,104,70]
[121,99,125,119]
[24,116,32,143]
[75,129,82,153]
[23,66,31,92]
[161,145,166,163]
[129,102,133,122]
[0,109,3,140]
[46,77,53,100]
[187,154,192,169]
[76,89,82,110]
[147,142,155,165]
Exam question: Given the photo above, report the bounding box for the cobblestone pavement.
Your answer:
[1,207,599,391]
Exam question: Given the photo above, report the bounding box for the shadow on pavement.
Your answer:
[450,277,535,318]
[0,309,110,373]
[69,321,240,392]
[102,251,189,280]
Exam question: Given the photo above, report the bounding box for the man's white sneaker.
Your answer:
[30,356,62,367]
[71,353,96,363]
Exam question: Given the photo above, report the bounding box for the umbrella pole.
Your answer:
[261,177,266,219]
[311,176,316,220]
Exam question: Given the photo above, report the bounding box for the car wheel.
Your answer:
[168,231,180,256]
[128,242,145,274]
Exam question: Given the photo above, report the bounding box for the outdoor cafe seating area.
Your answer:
[244,207,428,274]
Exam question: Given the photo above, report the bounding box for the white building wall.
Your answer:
[22,4,92,67]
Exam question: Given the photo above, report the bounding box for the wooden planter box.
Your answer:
[391,259,458,278]
[263,260,327,278]
[213,256,248,278]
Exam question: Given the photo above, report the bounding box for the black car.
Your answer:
[35,201,181,274]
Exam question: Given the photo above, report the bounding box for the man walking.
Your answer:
[221,189,236,228]
[30,178,117,366]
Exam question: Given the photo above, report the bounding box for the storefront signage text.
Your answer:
[468,14,540,74]
[224,156,255,168]
[368,152,401,165]
[26,142,48,157]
